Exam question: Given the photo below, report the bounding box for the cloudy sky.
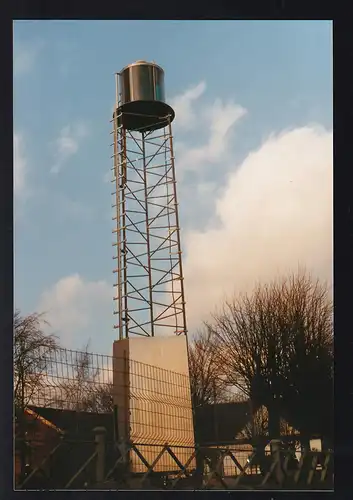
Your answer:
[14,20,332,355]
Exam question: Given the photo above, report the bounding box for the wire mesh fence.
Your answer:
[14,344,243,482]
[14,345,248,443]
[14,345,333,489]
[15,346,195,445]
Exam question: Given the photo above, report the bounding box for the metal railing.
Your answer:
[16,431,333,490]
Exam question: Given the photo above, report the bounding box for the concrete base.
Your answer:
[113,336,195,473]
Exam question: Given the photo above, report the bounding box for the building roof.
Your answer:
[25,407,64,434]
[28,406,115,442]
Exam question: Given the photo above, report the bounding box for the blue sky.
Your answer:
[14,20,332,355]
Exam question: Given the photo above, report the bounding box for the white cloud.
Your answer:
[170,83,247,180]
[170,81,206,130]
[206,99,247,157]
[177,99,246,176]
[50,122,89,174]
[183,125,333,332]
[13,40,43,77]
[38,274,112,348]
[196,181,218,197]
[37,83,331,349]
[14,133,26,196]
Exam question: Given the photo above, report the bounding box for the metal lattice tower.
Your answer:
[111,61,187,339]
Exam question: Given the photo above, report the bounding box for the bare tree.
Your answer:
[14,309,60,481]
[208,270,333,443]
[53,343,114,413]
[238,405,296,441]
[238,405,269,441]
[14,310,60,411]
[188,326,228,408]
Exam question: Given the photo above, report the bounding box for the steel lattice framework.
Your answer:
[111,78,187,339]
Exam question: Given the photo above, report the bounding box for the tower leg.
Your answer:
[112,119,187,339]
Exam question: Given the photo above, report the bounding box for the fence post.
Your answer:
[94,426,107,484]
[270,439,284,485]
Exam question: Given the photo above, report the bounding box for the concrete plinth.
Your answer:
[113,336,195,473]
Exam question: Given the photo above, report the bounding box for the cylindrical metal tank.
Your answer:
[115,60,175,132]
[121,60,166,104]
